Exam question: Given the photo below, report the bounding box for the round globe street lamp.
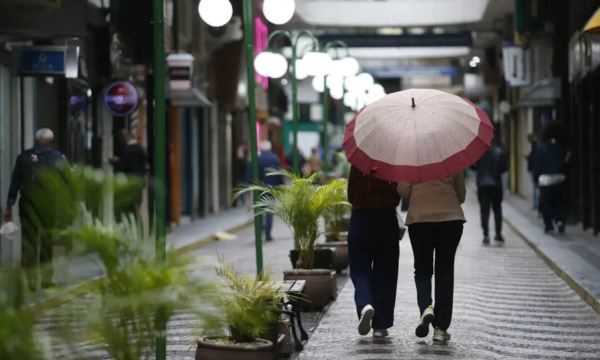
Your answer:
[254,30,322,175]
[263,0,296,25]
[197,0,233,27]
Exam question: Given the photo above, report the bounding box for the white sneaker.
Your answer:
[358,304,375,335]
[415,305,434,338]
[373,329,389,338]
[433,328,451,344]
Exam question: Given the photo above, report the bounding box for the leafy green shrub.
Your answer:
[215,263,284,343]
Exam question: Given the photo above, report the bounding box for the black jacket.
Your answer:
[7,145,66,208]
[475,145,507,188]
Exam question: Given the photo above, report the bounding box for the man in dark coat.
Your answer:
[475,141,508,244]
[3,129,67,288]
[533,130,568,234]
[258,141,283,241]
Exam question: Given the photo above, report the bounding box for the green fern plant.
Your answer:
[215,263,283,343]
[237,171,348,269]
[0,267,47,360]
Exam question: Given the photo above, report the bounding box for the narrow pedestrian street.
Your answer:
[37,193,600,359]
[298,194,600,360]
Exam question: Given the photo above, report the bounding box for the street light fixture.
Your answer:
[263,0,296,25]
[197,0,233,27]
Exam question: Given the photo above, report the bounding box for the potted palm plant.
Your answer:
[317,178,351,272]
[30,165,216,360]
[196,263,284,360]
[238,171,345,308]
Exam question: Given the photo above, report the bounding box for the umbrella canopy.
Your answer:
[343,88,494,183]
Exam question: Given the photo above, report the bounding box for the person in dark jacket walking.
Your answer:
[258,141,284,241]
[3,129,67,288]
[475,141,508,243]
[533,129,568,234]
[347,166,400,338]
[111,130,148,178]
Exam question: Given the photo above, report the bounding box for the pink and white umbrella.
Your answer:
[343,88,494,183]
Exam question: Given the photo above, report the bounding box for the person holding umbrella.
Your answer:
[343,89,493,344]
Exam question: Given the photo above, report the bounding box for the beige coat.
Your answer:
[397,173,466,225]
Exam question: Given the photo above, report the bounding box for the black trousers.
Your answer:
[20,206,53,288]
[348,208,400,330]
[408,221,463,331]
[539,184,563,231]
[477,186,503,237]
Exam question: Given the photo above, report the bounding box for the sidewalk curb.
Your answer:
[174,219,253,256]
[34,218,254,312]
[504,218,600,315]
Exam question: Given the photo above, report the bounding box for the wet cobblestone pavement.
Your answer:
[298,196,600,360]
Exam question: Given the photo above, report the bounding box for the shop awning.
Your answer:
[167,88,212,107]
[584,8,600,33]
[517,78,561,108]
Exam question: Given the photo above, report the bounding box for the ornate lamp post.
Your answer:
[254,30,327,174]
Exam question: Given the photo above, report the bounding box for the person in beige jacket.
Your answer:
[397,172,466,344]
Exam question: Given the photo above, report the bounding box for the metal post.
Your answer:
[322,77,329,170]
[152,0,167,358]
[291,42,300,174]
[243,0,264,276]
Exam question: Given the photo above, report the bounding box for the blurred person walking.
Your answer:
[258,140,283,241]
[397,172,466,344]
[534,127,568,234]
[474,137,507,244]
[3,129,67,289]
[527,133,540,211]
[111,129,148,178]
[347,166,401,338]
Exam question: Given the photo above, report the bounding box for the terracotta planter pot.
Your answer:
[283,268,336,309]
[195,337,275,360]
[316,241,349,272]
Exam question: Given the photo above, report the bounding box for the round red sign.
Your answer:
[104,81,139,117]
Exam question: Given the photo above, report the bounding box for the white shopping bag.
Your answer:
[0,222,21,266]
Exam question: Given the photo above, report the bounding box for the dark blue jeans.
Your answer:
[264,213,274,240]
[348,208,400,330]
[540,184,563,231]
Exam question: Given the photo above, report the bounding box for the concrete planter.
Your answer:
[195,337,275,360]
[283,269,337,309]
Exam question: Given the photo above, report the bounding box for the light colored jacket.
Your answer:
[397,173,466,225]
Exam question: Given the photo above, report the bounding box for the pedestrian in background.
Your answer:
[474,137,507,244]
[397,172,466,344]
[347,166,400,338]
[527,133,540,211]
[258,140,283,241]
[111,129,148,178]
[3,128,67,289]
[534,126,568,234]
[304,147,322,176]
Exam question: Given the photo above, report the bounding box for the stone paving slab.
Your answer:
[298,195,600,360]
[504,192,600,313]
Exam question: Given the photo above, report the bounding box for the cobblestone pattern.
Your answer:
[298,197,600,360]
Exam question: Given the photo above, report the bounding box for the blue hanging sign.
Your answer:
[17,46,79,78]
